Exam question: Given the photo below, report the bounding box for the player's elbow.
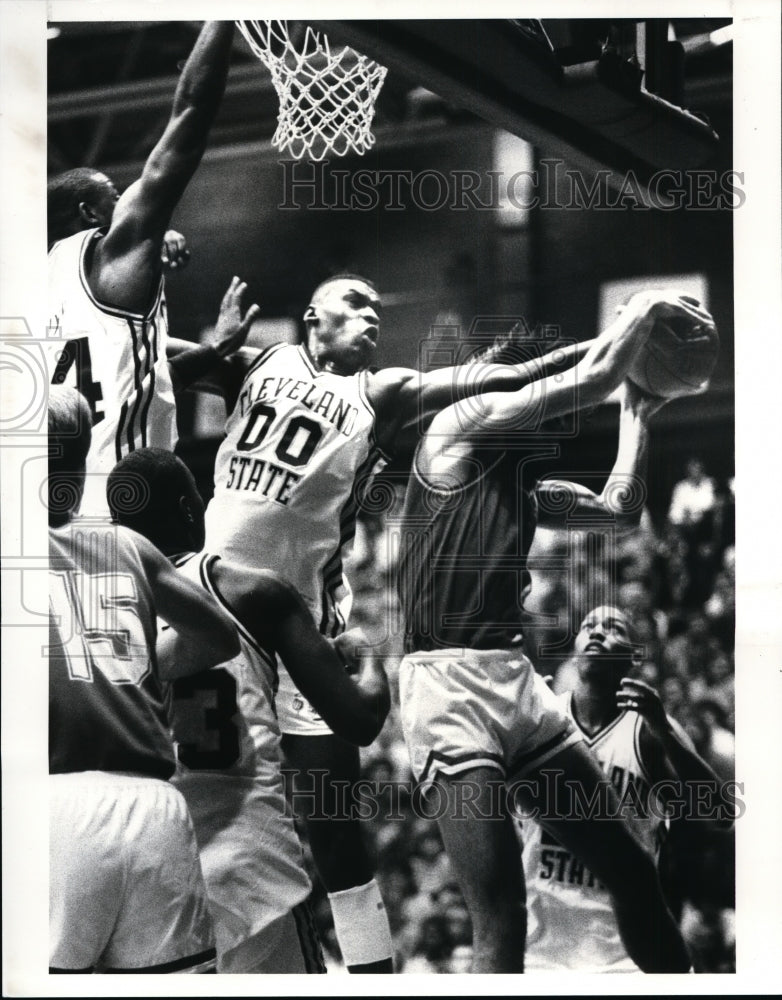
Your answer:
[197,621,240,668]
[348,707,388,747]
[213,623,241,663]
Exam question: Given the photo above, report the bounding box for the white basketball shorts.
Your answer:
[49,771,215,972]
[399,648,581,787]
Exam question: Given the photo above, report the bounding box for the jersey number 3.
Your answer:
[173,669,241,770]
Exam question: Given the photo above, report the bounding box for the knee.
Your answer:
[306,816,373,891]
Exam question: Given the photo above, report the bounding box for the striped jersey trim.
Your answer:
[101,946,217,974]
[566,692,630,747]
[418,749,507,785]
[241,341,288,383]
[198,554,277,675]
[113,314,159,460]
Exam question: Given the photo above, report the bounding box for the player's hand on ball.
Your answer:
[621,378,669,419]
[646,289,714,329]
[616,677,669,738]
[212,276,262,358]
[161,230,191,270]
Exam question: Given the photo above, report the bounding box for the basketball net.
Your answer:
[237,20,388,160]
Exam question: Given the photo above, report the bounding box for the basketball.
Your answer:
[628,304,719,399]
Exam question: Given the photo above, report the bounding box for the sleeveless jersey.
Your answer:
[398,447,542,653]
[47,229,176,516]
[521,692,666,972]
[168,552,311,949]
[49,522,174,779]
[204,343,387,635]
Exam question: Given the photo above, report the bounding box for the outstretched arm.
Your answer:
[371,336,594,457]
[373,289,711,458]
[217,564,390,746]
[94,22,235,309]
[416,291,710,481]
[130,530,240,679]
[535,380,665,530]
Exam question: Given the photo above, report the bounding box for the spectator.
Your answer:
[668,458,717,530]
[401,914,452,973]
[664,614,723,681]
[667,458,720,605]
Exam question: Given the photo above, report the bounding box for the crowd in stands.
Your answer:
[304,457,736,973]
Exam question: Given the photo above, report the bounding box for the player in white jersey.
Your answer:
[521,605,732,972]
[48,387,240,973]
[202,277,710,971]
[46,23,258,516]
[108,446,390,973]
[206,340,387,640]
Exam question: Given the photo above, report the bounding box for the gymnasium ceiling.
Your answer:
[47,18,733,175]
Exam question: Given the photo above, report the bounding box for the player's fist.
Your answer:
[161,230,191,271]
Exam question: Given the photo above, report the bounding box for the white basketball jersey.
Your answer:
[168,552,311,955]
[204,343,387,635]
[521,693,666,972]
[47,229,176,517]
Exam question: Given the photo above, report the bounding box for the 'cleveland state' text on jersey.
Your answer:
[398,448,543,652]
[521,692,667,972]
[47,229,176,516]
[204,343,387,635]
[49,523,175,779]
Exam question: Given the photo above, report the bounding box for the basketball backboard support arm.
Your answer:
[310,19,720,202]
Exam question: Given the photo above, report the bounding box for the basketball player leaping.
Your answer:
[48,387,240,973]
[395,292,714,972]
[47,22,258,516]
[200,274,708,971]
[520,604,733,973]
[107,446,390,974]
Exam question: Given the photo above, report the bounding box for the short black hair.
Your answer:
[470,321,540,366]
[309,272,377,303]
[47,168,111,246]
[107,447,195,535]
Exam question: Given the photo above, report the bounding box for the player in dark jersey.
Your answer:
[395,295,711,972]
[48,386,240,973]
[200,278,710,971]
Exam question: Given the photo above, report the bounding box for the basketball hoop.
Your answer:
[237,20,388,161]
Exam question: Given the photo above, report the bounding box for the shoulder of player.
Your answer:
[89,182,164,281]
[112,525,169,577]
[209,559,303,619]
[365,366,420,410]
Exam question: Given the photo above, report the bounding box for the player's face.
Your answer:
[88,173,121,227]
[574,606,634,678]
[307,279,381,375]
